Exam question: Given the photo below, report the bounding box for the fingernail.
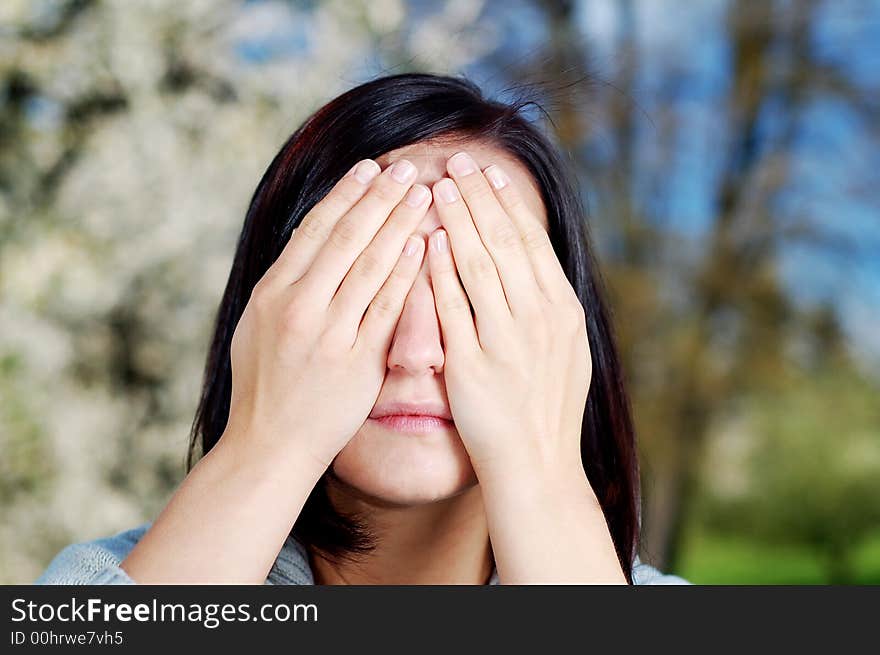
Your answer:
[353,160,380,184]
[404,184,429,207]
[391,159,417,183]
[485,165,509,189]
[449,152,476,176]
[404,235,423,256]
[436,178,460,204]
[432,229,448,253]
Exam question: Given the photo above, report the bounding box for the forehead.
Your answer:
[375,138,548,230]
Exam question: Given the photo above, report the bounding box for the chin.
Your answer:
[330,419,477,506]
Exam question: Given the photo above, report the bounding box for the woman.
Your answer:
[38,73,687,585]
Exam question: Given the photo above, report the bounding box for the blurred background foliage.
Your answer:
[1,0,878,584]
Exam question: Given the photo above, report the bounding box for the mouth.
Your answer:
[368,401,454,434]
[368,414,454,434]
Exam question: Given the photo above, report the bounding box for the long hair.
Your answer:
[187,73,641,582]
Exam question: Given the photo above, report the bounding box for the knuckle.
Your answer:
[333,178,367,205]
[522,225,552,253]
[230,321,245,355]
[278,300,308,335]
[351,249,382,279]
[249,280,274,313]
[440,296,470,314]
[432,256,457,275]
[317,327,349,354]
[463,179,493,201]
[519,298,543,323]
[328,219,358,250]
[563,299,586,331]
[299,215,330,242]
[466,254,497,279]
[493,338,520,366]
[563,289,584,312]
[258,267,282,291]
[277,308,298,334]
[369,179,401,203]
[526,314,548,340]
[312,180,363,218]
[501,186,528,212]
[387,259,413,285]
[370,291,398,316]
[489,220,521,250]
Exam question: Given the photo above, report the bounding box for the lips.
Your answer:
[369,401,453,421]
[370,414,452,434]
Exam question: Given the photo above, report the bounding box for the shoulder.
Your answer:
[631,556,691,585]
[35,523,151,585]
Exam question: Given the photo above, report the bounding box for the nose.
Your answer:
[386,232,446,376]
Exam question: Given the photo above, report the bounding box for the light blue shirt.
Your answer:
[36,522,690,585]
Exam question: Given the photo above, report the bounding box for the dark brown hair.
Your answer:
[187,73,641,582]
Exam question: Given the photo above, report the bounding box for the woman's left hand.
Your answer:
[427,152,627,584]
[427,152,590,479]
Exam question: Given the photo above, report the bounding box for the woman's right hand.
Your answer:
[222,158,430,472]
[121,159,429,584]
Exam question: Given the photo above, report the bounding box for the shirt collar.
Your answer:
[268,534,500,585]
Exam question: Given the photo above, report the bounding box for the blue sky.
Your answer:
[228,0,879,367]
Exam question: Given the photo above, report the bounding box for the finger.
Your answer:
[263,159,381,289]
[446,152,542,317]
[329,183,431,332]
[483,164,574,303]
[299,159,420,306]
[427,228,480,354]
[432,177,511,335]
[356,234,425,353]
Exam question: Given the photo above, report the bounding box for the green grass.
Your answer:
[674,530,880,585]
[851,531,880,584]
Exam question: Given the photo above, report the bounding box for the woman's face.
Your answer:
[331,139,550,505]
